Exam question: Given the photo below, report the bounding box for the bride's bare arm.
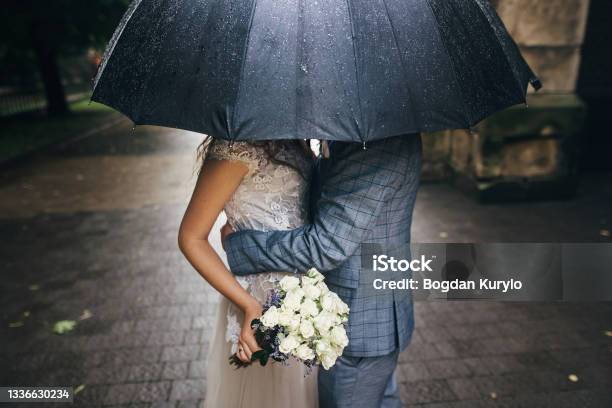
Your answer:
[178,158,261,362]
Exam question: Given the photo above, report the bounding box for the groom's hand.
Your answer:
[220,222,235,250]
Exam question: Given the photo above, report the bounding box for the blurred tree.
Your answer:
[0,0,129,116]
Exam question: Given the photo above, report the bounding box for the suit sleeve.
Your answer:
[224,137,414,276]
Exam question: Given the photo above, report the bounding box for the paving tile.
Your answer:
[399,379,457,405]
[162,362,189,380]
[187,361,206,379]
[102,347,163,365]
[150,402,176,408]
[426,359,472,380]
[84,363,130,385]
[74,384,109,406]
[161,345,200,362]
[183,330,204,345]
[398,361,432,382]
[146,331,186,347]
[175,400,203,408]
[460,357,493,376]
[446,378,480,401]
[127,363,164,382]
[133,381,172,403]
[169,379,206,401]
[483,355,525,374]
[104,383,139,405]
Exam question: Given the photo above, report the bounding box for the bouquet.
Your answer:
[230,268,350,371]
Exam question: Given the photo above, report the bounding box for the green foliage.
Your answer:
[251,350,269,366]
[0,101,116,162]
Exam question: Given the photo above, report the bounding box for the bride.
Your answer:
[178,138,317,407]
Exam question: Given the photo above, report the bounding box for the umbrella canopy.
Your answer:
[92,0,541,143]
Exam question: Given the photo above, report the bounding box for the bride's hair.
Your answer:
[196,136,311,178]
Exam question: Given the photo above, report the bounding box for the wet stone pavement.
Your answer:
[1,120,611,407]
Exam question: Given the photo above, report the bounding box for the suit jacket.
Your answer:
[225,134,422,357]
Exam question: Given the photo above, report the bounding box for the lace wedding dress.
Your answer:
[203,139,318,408]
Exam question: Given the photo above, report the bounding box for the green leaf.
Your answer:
[260,352,269,366]
[251,350,266,362]
[251,350,270,366]
[53,320,77,335]
[74,384,86,395]
[255,330,266,344]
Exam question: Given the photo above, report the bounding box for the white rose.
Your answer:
[260,306,279,328]
[320,292,336,312]
[302,283,321,300]
[299,319,315,338]
[313,312,335,334]
[321,353,338,370]
[301,276,317,287]
[320,329,334,347]
[330,325,349,348]
[279,334,301,354]
[283,288,304,312]
[299,298,319,318]
[278,309,300,331]
[315,339,332,356]
[332,311,343,325]
[316,281,329,294]
[289,316,301,331]
[279,276,300,292]
[295,343,315,361]
[307,268,325,284]
[332,293,350,315]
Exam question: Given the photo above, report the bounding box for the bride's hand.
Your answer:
[237,302,263,363]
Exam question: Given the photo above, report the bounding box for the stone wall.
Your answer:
[422,0,591,201]
[497,0,591,93]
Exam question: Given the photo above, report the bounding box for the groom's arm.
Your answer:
[224,136,417,276]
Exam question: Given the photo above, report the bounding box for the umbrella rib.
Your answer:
[380,0,420,131]
[423,0,473,127]
[93,0,144,92]
[134,0,182,124]
[295,0,304,140]
[472,0,533,97]
[344,0,365,142]
[230,0,259,141]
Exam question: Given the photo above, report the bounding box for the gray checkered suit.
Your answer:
[225,134,422,358]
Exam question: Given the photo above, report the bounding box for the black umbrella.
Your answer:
[92,0,541,143]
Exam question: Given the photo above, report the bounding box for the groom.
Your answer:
[222,134,422,408]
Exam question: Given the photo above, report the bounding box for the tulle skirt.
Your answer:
[204,297,319,408]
